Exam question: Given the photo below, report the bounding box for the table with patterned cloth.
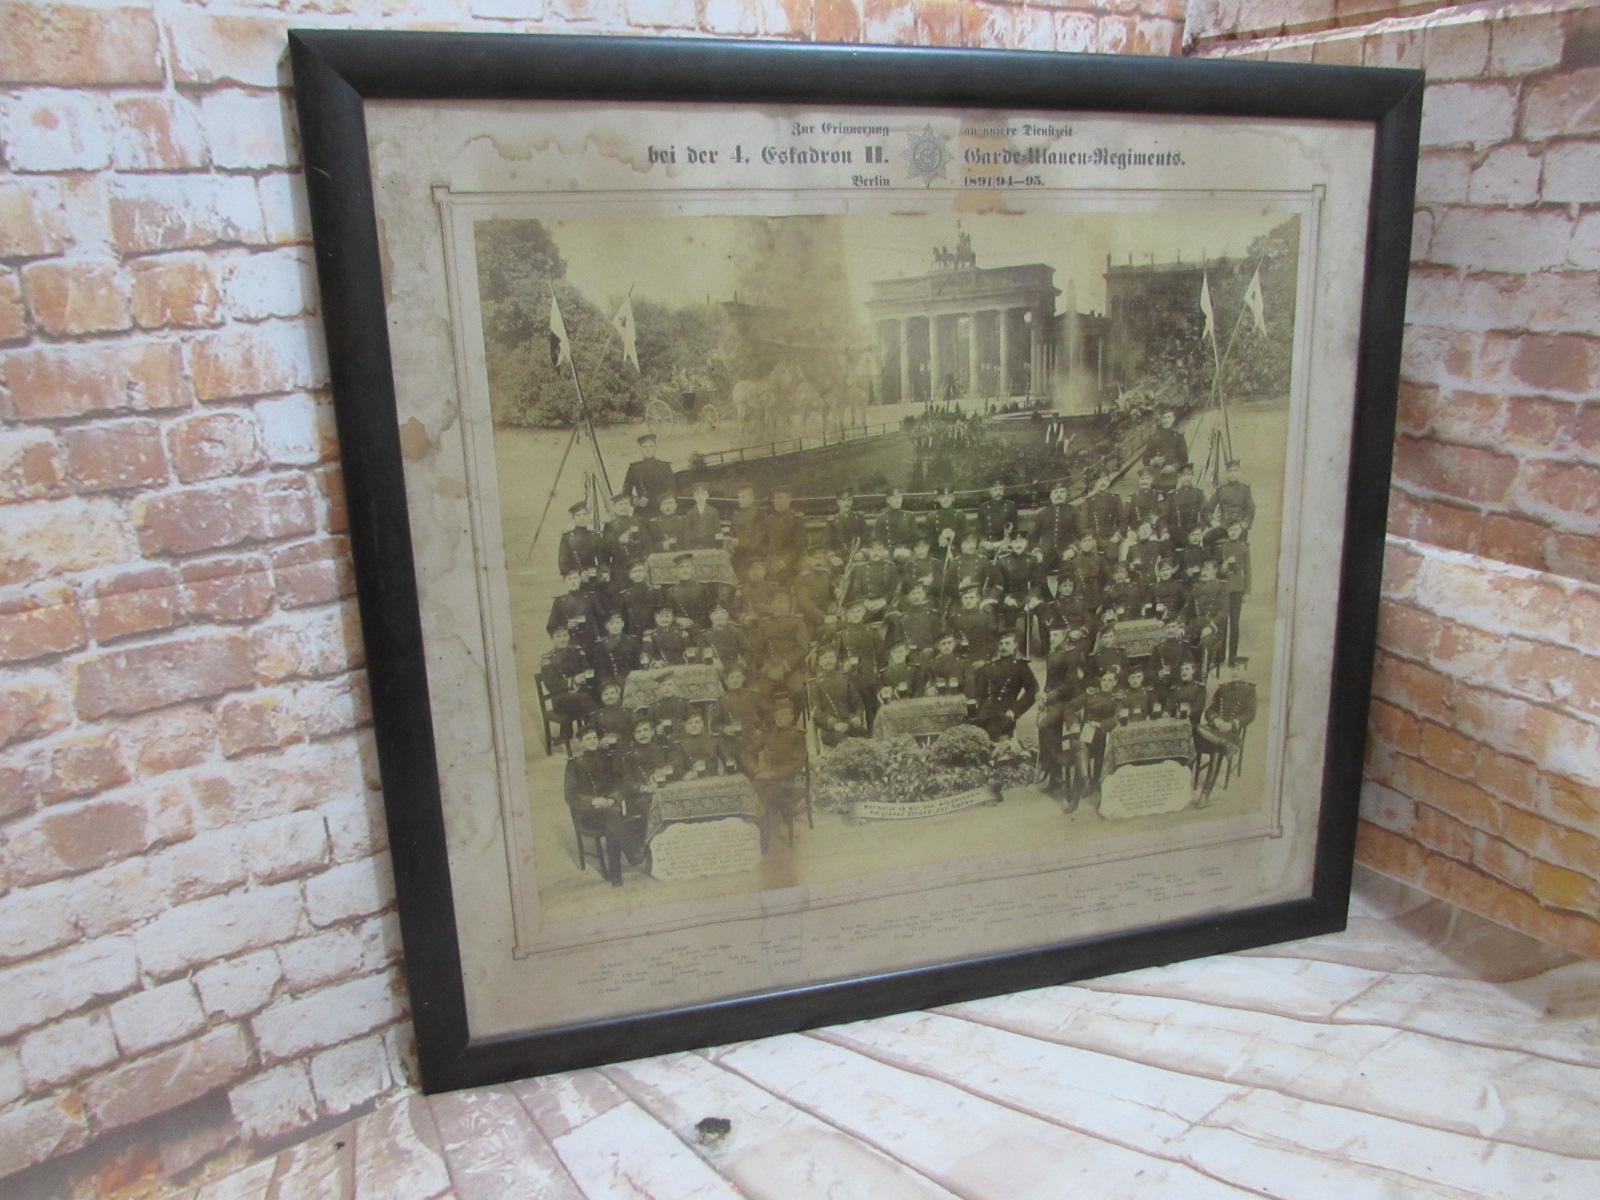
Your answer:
[622,664,725,708]
[872,695,970,739]
[643,775,762,842]
[1099,617,1167,658]
[645,548,739,587]
[1104,717,1195,776]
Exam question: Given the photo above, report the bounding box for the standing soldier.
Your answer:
[1032,481,1080,573]
[1166,464,1206,544]
[764,488,807,573]
[1081,470,1125,553]
[667,553,713,630]
[547,569,603,648]
[928,486,969,560]
[1127,469,1168,533]
[875,487,922,552]
[682,481,722,549]
[557,500,605,586]
[614,559,660,636]
[1216,520,1252,667]
[970,632,1038,741]
[889,581,944,661]
[975,481,1018,550]
[602,493,646,580]
[846,539,902,620]
[622,432,675,516]
[1063,530,1109,612]
[1186,559,1231,679]
[1205,459,1255,532]
[807,645,866,747]
[827,489,869,566]
[949,583,999,662]
[729,484,767,572]
[589,610,640,691]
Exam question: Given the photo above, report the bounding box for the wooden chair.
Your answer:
[534,675,574,757]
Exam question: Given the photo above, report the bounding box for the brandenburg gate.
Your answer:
[867,257,1060,405]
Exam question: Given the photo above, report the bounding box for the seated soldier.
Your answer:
[712,663,768,737]
[834,600,886,721]
[640,603,693,666]
[539,626,598,733]
[668,552,713,631]
[1178,523,1216,582]
[682,481,722,550]
[614,558,661,636]
[947,530,992,605]
[1116,665,1156,723]
[1196,663,1258,802]
[1075,667,1124,796]
[901,537,940,596]
[565,726,645,886]
[755,589,810,680]
[1149,619,1198,693]
[1036,625,1084,797]
[672,710,732,779]
[1148,558,1190,625]
[618,716,675,819]
[698,602,745,670]
[970,631,1038,742]
[846,539,901,619]
[807,644,866,747]
[592,680,636,758]
[1101,561,1148,626]
[925,631,971,698]
[928,486,968,559]
[589,610,640,692]
[889,582,944,661]
[1063,530,1108,611]
[735,557,779,626]
[650,493,688,554]
[792,549,838,631]
[1159,658,1207,727]
[949,582,999,662]
[876,639,924,707]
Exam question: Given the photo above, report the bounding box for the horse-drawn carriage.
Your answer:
[644,389,729,436]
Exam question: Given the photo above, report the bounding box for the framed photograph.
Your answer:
[289,31,1421,1092]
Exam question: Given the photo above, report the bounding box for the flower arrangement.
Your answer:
[813,726,1035,814]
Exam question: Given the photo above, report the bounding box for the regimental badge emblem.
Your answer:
[903,125,954,187]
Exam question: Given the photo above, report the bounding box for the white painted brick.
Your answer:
[165,10,293,88]
[303,856,393,928]
[625,0,697,28]
[0,936,138,1040]
[69,858,168,939]
[0,90,112,171]
[700,0,759,35]
[0,1092,89,1178]
[243,810,329,883]
[1542,141,1600,205]
[470,0,547,16]
[256,172,310,246]
[1430,208,1573,274]
[1571,212,1600,270]
[146,827,248,904]
[0,879,78,964]
[134,880,303,979]
[191,740,365,829]
[201,90,298,171]
[109,978,207,1056]
[111,97,208,172]
[194,948,283,1020]
[309,1031,398,1118]
[1420,81,1518,148]
[19,1011,120,1088]
[0,1046,22,1107]
[252,970,401,1061]
[275,925,368,992]
[256,393,333,466]
[323,791,388,863]
[228,1061,319,1142]
[296,672,370,740]
[1409,209,1433,264]
[1489,12,1565,76]
[1423,19,1489,81]
[1467,144,1542,206]
[223,247,316,322]
[111,173,267,250]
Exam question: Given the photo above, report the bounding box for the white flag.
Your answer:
[1243,265,1266,335]
[547,294,570,369]
[612,293,639,371]
[1200,273,1216,344]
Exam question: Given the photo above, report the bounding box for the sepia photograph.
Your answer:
[479,207,1301,923]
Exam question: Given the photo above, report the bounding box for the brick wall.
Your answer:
[1198,0,1600,958]
[0,1,1186,1194]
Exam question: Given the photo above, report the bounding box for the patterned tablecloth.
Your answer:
[645,775,761,842]
[1100,618,1167,658]
[646,548,739,587]
[622,664,725,708]
[872,695,971,739]
[1105,717,1195,775]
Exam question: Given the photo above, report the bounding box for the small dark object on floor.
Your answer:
[695,1116,732,1147]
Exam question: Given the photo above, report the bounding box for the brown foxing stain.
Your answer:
[399,417,432,461]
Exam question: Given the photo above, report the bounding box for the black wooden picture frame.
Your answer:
[289,29,1421,1094]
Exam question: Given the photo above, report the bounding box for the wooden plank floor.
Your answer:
[184,868,1600,1199]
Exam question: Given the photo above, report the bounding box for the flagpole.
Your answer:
[553,292,616,507]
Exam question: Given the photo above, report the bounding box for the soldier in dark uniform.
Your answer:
[1197,665,1258,801]
[589,610,640,690]
[614,559,661,637]
[827,490,869,566]
[1115,665,1156,723]
[557,501,606,586]
[1076,667,1125,796]
[949,583,998,662]
[1149,558,1191,624]
[672,710,732,779]
[1126,522,1173,590]
[889,582,944,660]
[1205,460,1255,532]
[753,588,810,679]
[970,631,1038,741]
[875,487,922,552]
[1178,523,1216,582]
[712,663,768,740]
[764,488,807,573]
[900,538,940,597]
[617,716,676,818]
[640,603,693,666]
[1185,559,1231,678]
[1149,618,1199,695]
[807,644,866,747]
[928,486,969,559]
[792,549,838,632]
[1032,481,1080,573]
[734,557,780,627]
[975,482,1018,550]
[547,570,603,648]
[1159,658,1207,727]
[682,481,723,550]
[729,484,766,572]
[1082,470,1125,552]
[1101,562,1149,626]
[649,494,688,555]
[1127,469,1168,534]
[591,681,636,759]
[540,626,599,732]
[1047,574,1099,646]
[990,534,1040,645]
[946,531,991,606]
[602,494,648,581]
[876,639,926,705]
[698,603,746,670]
[667,552,713,630]
[846,540,901,620]
[565,726,645,886]
[1036,625,1084,801]
[925,631,971,698]
[753,698,809,846]
[621,432,675,517]
[834,600,887,725]
[1166,464,1205,543]
[1062,531,1109,612]
[1145,408,1189,470]
[1216,521,1252,666]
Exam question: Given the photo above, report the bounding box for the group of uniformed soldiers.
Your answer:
[551,412,1266,876]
